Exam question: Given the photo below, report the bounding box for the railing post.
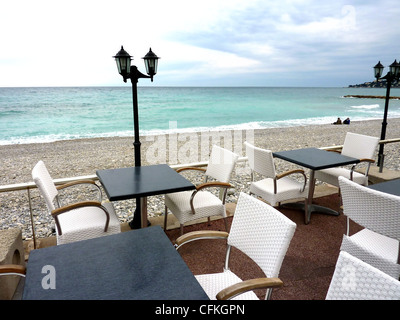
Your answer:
[379,155,385,173]
[27,187,37,249]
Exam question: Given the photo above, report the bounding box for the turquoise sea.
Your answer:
[1,86,400,145]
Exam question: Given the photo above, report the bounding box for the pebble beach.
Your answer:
[1,118,400,240]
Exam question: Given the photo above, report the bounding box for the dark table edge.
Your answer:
[96,164,196,201]
[105,184,196,202]
[273,148,360,171]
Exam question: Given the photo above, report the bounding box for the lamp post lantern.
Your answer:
[143,48,159,82]
[113,46,160,228]
[373,59,400,172]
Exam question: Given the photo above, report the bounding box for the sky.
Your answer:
[1,0,400,87]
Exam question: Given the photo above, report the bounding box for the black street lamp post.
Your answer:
[113,46,160,228]
[373,59,400,172]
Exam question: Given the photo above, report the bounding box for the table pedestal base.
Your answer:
[129,210,141,229]
[282,202,339,224]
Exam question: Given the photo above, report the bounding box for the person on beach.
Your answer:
[333,117,342,125]
[343,117,350,124]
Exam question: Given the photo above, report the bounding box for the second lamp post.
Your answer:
[373,59,400,171]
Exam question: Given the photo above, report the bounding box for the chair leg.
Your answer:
[304,198,310,225]
[339,191,344,215]
[223,217,229,231]
[180,224,184,236]
[164,205,168,231]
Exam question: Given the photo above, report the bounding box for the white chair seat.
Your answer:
[250,176,307,207]
[196,270,258,300]
[340,230,400,278]
[348,229,399,263]
[315,167,368,187]
[57,202,120,245]
[165,190,225,225]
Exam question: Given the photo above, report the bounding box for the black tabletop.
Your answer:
[368,179,400,197]
[23,226,209,300]
[273,147,360,171]
[96,164,195,201]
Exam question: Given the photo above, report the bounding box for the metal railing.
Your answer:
[1,138,399,248]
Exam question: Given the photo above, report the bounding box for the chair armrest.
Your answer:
[51,201,110,235]
[0,264,26,277]
[195,181,232,191]
[51,200,104,216]
[175,230,229,250]
[57,180,102,202]
[216,277,283,300]
[56,180,98,190]
[325,149,341,153]
[176,167,207,173]
[275,169,307,192]
[350,158,375,178]
[189,182,233,214]
[276,169,305,180]
[359,158,375,163]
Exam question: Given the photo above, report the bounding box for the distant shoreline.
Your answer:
[344,95,400,99]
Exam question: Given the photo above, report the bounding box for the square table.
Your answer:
[96,164,195,228]
[273,147,360,224]
[23,226,209,300]
[368,178,400,196]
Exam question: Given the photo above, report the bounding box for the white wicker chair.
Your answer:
[315,132,379,187]
[244,141,308,220]
[338,176,400,279]
[164,145,239,235]
[32,161,120,245]
[175,192,296,300]
[326,251,400,300]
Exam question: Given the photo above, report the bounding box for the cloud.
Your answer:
[1,0,400,87]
